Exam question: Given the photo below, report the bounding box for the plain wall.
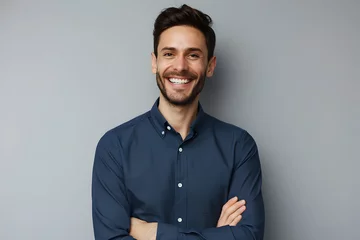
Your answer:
[1,0,359,239]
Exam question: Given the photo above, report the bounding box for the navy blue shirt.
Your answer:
[92,99,265,240]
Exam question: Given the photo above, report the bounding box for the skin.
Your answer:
[129,25,246,240]
[152,25,216,139]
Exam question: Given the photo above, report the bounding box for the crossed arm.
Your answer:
[92,131,265,240]
[129,197,247,240]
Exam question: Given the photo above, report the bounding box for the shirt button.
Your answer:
[178,147,183,153]
[178,183,183,188]
[177,218,182,223]
[167,126,171,130]
[161,131,165,135]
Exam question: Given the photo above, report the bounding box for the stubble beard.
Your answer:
[156,70,206,106]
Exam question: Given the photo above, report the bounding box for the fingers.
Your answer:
[220,196,239,218]
[229,215,242,226]
[217,197,246,227]
[227,205,246,225]
[226,200,246,216]
[222,196,239,210]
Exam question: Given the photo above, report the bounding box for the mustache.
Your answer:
[163,70,198,79]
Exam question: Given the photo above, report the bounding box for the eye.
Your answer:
[189,53,200,59]
[163,52,173,57]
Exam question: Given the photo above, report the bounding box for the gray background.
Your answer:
[1,0,359,239]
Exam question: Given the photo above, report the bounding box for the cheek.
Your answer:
[189,61,207,72]
[159,65,173,76]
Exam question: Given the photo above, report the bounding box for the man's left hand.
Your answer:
[130,217,158,240]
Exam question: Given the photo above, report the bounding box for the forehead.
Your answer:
[158,25,207,52]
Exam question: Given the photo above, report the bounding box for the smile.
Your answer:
[168,78,190,84]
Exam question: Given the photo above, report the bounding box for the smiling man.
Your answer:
[92,4,265,240]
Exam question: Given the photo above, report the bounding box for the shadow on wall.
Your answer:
[200,45,244,120]
[200,50,228,116]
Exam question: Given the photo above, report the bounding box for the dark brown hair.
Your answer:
[153,4,216,61]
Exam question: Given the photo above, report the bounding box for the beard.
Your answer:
[156,69,206,106]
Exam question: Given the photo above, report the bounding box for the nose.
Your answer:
[173,55,188,72]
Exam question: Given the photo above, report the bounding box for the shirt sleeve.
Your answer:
[156,130,265,240]
[91,131,135,240]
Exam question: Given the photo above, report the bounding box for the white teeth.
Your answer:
[169,78,189,84]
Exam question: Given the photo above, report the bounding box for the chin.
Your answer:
[165,94,198,106]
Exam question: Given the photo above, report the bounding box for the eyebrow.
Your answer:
[160,47,203,53]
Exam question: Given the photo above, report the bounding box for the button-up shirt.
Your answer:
[92,99,265,239]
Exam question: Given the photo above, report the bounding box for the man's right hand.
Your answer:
[217,196,246,227]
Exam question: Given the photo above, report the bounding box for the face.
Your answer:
[152,25,216,106]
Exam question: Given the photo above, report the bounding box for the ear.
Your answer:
[206,56,217,77]
[151,52,157,74]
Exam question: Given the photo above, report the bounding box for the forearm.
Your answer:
[92,132,136,240]
[92,190,136,240]
[157,223,261,240]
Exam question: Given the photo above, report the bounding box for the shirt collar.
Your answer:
[149,98,207,137]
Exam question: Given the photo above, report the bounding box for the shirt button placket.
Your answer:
[177,145,185,225]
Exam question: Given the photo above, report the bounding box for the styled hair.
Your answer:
[153,4,216,61]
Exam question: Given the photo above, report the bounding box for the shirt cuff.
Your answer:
[156,222,179,240]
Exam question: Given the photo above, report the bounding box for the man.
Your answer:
[92,4,265,240]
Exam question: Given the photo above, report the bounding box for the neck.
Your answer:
[158,95,199,140]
